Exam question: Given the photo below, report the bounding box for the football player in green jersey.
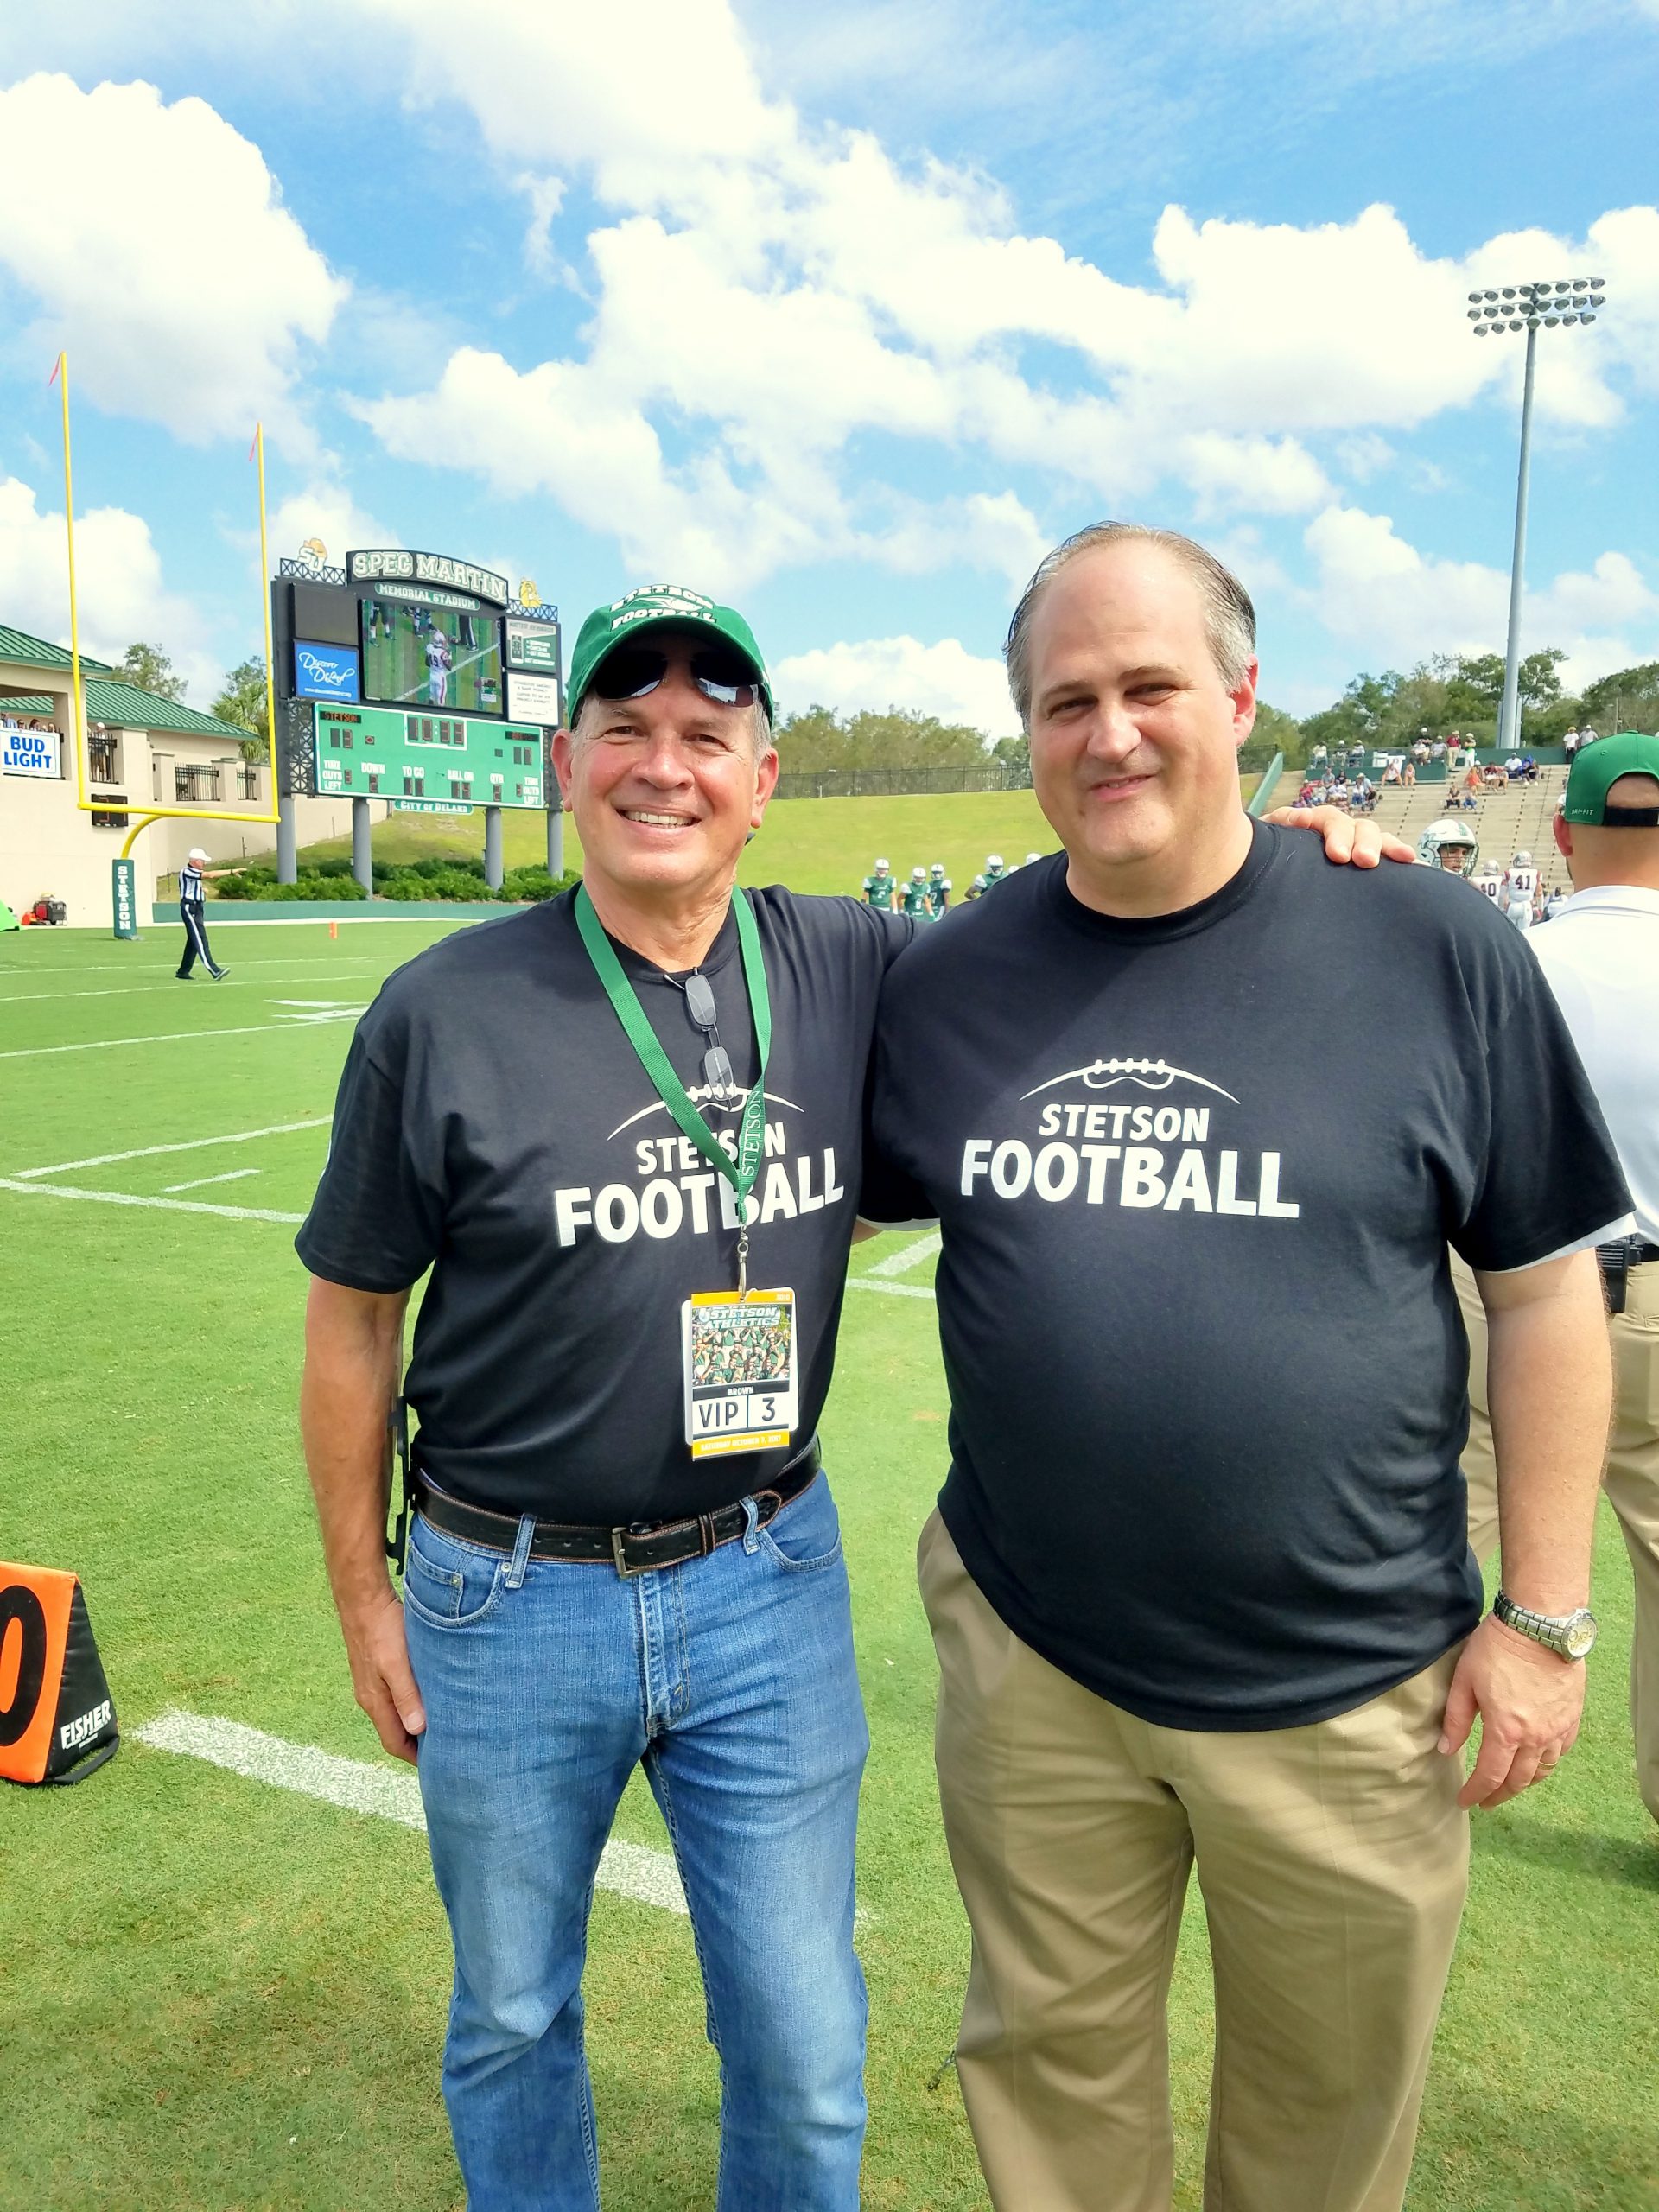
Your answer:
[927,861,951,918]
[861,857,896,909]
[900,866,931,920]
[982,854,1008,888]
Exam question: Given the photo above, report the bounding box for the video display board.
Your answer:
[360,598,504,715]
[273,548,561,810]
[312,704,546,810]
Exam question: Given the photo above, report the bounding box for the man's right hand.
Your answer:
[341,1586,427,1764]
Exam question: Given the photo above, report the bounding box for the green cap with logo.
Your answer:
[1562,729,1659,824]
[565,584,772,725]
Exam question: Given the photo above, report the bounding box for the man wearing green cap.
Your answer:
[296,575,1398,2209]
[1459,729,1659,1827]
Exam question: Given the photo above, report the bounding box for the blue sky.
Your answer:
[0,0,1655,733]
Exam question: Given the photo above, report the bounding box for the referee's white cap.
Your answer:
[188,847,209,861]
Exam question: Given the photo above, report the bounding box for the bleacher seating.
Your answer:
[1357,766,1571,893]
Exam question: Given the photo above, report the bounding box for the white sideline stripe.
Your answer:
[0,967,379,1003]
[0,1176,305,1224]
[163,1168,262,1192]
[13,1116,330,1180]
[0,1020,329,1059]
[868,1231,941,1278]
[133,1711,689,1916]
[0,955,404,980]
[846,1278,936,1301]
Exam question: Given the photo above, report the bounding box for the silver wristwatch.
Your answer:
[1493,1590,1598,1660]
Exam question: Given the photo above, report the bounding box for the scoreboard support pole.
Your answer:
[546,798,564,881]
[352,798,373,898]
[276,791,297,885]
[484,804,504,892]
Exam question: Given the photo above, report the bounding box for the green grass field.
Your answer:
[289,787,1060,901]
[217,778,1268,900]
[3,920,1655,2211]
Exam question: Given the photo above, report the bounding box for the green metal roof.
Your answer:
[74,677,249,741]
[0,675,250,742]
[0,623,116,675]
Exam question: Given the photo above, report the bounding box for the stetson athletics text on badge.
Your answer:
[683,1290,798,1458]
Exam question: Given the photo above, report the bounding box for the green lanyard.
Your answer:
[574,884,772,1294]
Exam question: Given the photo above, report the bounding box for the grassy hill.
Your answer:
[296,776,1268,899]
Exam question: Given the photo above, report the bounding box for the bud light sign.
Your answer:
[294,641,360,703]
[2,725,61,778]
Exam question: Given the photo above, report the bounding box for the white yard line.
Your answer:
[162,1167,262,1192]
[0,955,397,982]
[12,1116,330,1181]
[134,1711,689,1916]
[0,1177,305,1225]
[0,968,380,1003]
[846,1278,936,1300]
[0,1020,332,1060]
[867,1231,941,1278]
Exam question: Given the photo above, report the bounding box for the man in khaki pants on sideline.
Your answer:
[865,522,1632,2212]
[1459,731,1659,1825]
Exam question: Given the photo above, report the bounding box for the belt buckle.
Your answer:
[611,1526,646,1578]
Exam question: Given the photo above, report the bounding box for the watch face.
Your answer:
[1565,1615,1598,1659]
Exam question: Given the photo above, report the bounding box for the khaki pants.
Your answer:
[1455,1253,1659,1821]
[918,1512,1469,2212]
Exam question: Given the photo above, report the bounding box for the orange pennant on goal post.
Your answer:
[47,356,60,387]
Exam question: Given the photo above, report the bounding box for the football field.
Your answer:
[2,919,1656,2212]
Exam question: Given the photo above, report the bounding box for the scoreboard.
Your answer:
[313,703,547,810]
[272,546,561,811]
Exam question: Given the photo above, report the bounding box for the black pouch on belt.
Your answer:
[1598,1240,1631,1316]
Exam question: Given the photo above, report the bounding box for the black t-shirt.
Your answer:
[296,887,910,1522]
[865,825,1631,1731]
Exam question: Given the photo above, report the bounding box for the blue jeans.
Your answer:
[404,1472,869,2211]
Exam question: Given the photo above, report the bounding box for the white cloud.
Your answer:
[264,482,398,571]
[0,472,213,691]
[336,2,1657,599]
[1301,503,1659,689]
[772,634,1017,736]
[0,74,345,448]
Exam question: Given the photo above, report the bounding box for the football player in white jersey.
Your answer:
[1501,849,1539,932]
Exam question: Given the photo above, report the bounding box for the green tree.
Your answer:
[1517,646,1566,709]
[773,705,991,772]
[990,734,1030,787]
[212,657,273,760]
[1579,660,1659,734]
[118,642,187,702]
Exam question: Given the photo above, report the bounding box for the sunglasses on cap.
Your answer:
[591,643,760,709]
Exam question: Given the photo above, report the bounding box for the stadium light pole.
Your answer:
[1467,275,1608,750]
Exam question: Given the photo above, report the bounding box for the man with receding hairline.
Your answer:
[865,521,1630,2212]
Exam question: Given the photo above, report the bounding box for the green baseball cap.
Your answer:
[565,584,772,725]
[1562,730,1659,824]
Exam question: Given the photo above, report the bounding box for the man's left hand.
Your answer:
[1438,1613,1586,1808]
[1265,804,1414,867]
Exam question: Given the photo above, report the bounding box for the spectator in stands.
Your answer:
[1332,776,1351,810]
[1563,727,1581,761]
[1504,753,1527,785]
[1352,774,1376,814]
[1412,735,1431,765]
[1382,756,1402,786]
[1298,779,1319,809]
[1430,735,1448,764]
[1402,759,1416,789]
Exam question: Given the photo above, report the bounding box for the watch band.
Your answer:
[1493,1590,1597,1659]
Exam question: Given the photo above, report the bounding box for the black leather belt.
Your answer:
[413,1439,821,1578]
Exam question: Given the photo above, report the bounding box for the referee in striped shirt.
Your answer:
[176,848,229,981]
